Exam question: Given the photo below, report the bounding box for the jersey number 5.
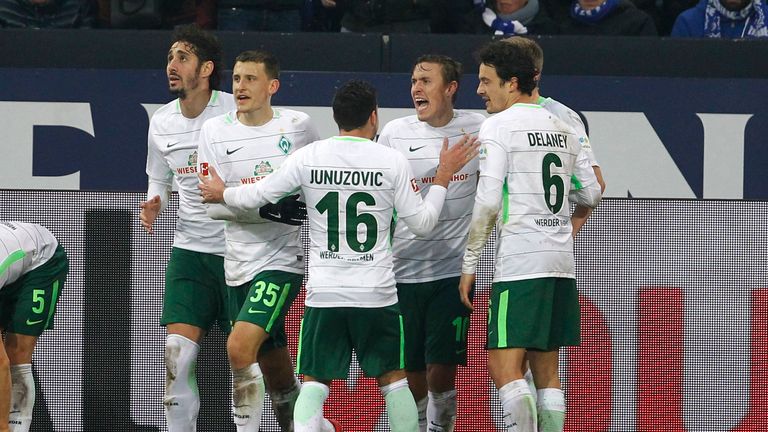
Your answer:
[316,191,378,253]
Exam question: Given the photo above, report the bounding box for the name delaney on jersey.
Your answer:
[310,169,384,187]
[528,132,569,148]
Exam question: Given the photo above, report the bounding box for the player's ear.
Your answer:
[446,80,458,99]
[200,60,214,81]
[269,78,280,96]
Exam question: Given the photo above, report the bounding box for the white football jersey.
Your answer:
[478,103,597,281]
[0,221,58,289]
[198,108,320,286]
[378,110,485,283]
[146,90,236,255]
[539,97,600,168]
[224,136,438,308]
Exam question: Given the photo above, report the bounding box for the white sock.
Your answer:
[498,379,537,432]
[294,381,329,432]
[232,363,266,432]
[416,396,428,432]
[381,378,419,432]
[524,369,537,403]
[9,364,34,432]
[269,375,301,431]
[164,334,200,432]
[427,389,456,432]
[536,388,565,432]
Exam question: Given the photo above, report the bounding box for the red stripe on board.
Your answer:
[638,287,686,431]
[565,295,612,432]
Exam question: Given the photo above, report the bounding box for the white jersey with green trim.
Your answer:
[478,103,596,281]
[539,97,600,168]
[0,221,58,289]
[198,108,320,286]
[223,136,438,308]
[146,90,236,255]
[378,110,485,283]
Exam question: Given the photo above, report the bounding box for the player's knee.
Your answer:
[226,333,257,368]
[0,350,9,371]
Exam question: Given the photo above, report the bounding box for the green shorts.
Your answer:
[487,277,580,351]
[0,245,67,336]
[161,247,230,333]
[297,304,405,380]
[229,270,302,351]
[397,277,472,371]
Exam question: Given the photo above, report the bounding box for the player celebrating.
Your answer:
[377,55,485,432]
[198,49,339,432]
[0,221,67,432]
[458,40,601,432]
[199,80,479,432]
[140,25,236,431]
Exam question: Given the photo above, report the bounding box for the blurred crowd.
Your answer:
[1,0,766,37]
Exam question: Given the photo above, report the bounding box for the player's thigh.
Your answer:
[0,245,67,338]
[349,304,405,379]
[232,270,303,351]
[396,282,428,372]
[162,247,228,331]
[4,333,38,365]
[296,306,353,381]
[424,277,472,366]
[488,277,579,351]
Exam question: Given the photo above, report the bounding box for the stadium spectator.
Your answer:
[217,0,303,31]
[0,221,68,432]
[459,40,601,432]
[337,0,430,32]
[377,55,485,432]
[0,0,94,28]
[468,0,559,34]
[670,0,768,37]
[554,0,658,34]
[198,79,479,432]
[140,25,236,432]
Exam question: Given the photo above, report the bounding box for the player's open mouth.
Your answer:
[414,98,428,111]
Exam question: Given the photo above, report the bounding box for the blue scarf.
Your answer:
[704,0,768,37]
[570,0,620,24]
[482,0,539,35]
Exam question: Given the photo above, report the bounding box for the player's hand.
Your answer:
[198,165,226,203]
[139,195,161,234]
[259,195,307,226]
[459,273,476,311]
[321,0,336,7]
[434,135,480,187]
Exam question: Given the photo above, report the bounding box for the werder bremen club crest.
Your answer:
[278,135,292,155]
[255,161,274,177]
[188,151,198,166]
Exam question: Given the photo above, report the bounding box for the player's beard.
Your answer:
[169,75,200,100]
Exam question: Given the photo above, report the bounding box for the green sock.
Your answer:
[384,385,419,432]
[538,409,565,432]
[294,381,329,430]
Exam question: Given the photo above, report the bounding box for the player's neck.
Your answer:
[178,88,213,119]
[238,106,274,127]
[425,108,455,128]
[339,127,374,140]
[505,92,538,110]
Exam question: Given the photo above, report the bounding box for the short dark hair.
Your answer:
[414,54,462,103]
[332,80,377,131]
[171,24,223,90]
[477,40,538,96]
[502,36,544,73]
[234,50,280,80]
